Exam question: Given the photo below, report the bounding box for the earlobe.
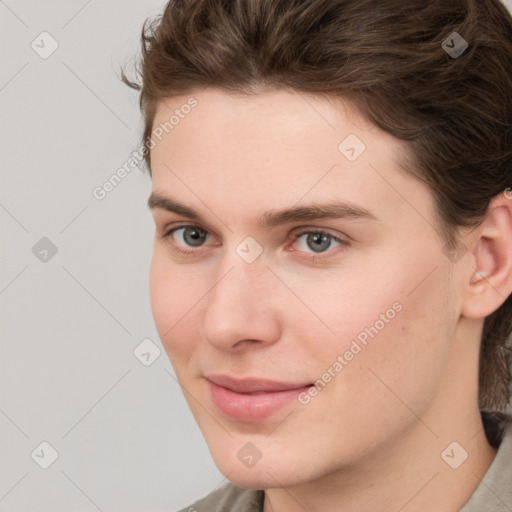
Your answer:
[461,195,512,319]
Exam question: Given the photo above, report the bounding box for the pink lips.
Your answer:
[206,374,312,422]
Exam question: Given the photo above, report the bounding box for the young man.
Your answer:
[122,0,512,510]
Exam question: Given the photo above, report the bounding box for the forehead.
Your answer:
[149,88,430,229]
[151,88,373,151]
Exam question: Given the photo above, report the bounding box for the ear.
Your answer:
[461,192,512,319]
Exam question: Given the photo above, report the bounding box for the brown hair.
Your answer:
[121,0,512,412]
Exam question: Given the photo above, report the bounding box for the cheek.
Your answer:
[149,249,204,362]
[330,263,455,423]
[274,258,406,366]
[298,247,455,395]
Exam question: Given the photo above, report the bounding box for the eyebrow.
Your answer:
[147,192,378,228]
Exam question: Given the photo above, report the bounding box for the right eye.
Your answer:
[163,225,213,254]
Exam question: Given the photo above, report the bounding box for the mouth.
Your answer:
[205,374,313,422]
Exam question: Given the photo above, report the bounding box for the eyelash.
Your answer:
[161,224,348,261]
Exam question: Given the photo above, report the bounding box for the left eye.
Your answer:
[294,231,344,253]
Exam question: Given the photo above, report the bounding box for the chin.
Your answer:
[220,469,303,490]
[211,450,319,490]
[223,472,271,490]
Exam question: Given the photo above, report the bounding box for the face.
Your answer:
[148,88,466,489]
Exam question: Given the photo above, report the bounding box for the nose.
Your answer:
[201,258,282,352]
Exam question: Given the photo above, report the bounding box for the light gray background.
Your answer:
[1,1,512,511]
[0,1,223,511]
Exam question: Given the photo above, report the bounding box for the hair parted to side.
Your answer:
[121,0,512,413]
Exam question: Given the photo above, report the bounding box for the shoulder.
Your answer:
[176,482,263,512]
[460,412,512,512]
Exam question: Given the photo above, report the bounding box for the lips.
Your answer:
[206,374,312,422]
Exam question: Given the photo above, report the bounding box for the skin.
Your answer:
[148,88,512,512]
